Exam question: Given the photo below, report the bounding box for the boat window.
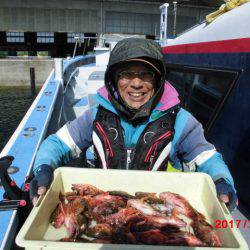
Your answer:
[88,71,105,80]
[165,64,239,132]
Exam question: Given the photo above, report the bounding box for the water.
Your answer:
[0,86,36,152]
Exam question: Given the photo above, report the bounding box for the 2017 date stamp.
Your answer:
[215,220,250,229]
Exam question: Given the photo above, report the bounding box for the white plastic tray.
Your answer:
[16,167,249,250]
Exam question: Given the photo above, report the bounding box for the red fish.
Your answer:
[145,214,186,228]
[86,223,113,239]
[127,199,161,216]
[159,192,205,220]
[134,229,205,246]
[192,220,222,247]
[51,197,87,238]
[71,184,105,196]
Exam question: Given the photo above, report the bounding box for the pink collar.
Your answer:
[157,82,180,111]
[97,81,180,111]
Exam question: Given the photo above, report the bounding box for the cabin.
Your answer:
[163,1,250,217]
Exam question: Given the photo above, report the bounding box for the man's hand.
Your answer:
[215,178,238,212]
[29,164,53,205]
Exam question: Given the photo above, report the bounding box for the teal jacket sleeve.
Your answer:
[198,152,235,191]
[33,109,94,174]
[33,134,73,174]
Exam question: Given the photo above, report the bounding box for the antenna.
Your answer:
[159,3,169,46]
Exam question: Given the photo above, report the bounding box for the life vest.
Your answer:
[92,106,179,171]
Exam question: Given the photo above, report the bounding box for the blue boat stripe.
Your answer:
[0,72,61,248]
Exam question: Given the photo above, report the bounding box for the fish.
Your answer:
[135,192,157,199]
[51,197,87,238]
[159,192,205,221]
[108,190,135,200]
[145,214,186,228]
[51,184,221,247]
[150,203,174,214]
[71,184,105,196]
[167,231,206,246]
[159,192,221,246]
[132,214,186,231]
[192,220,222,247]
[105,208,143,226]
[134,229,205,246]
[86,194,126,221]
[86,223,113,239]
[127,199,161,216]
[105,208,143,244]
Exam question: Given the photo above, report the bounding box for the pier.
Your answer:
[0,59,53,86]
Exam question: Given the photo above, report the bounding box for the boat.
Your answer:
[162,1,250,247]
[0,2,250,249]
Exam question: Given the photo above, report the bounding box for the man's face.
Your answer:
[117,64,155,109]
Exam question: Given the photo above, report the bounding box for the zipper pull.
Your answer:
[105,148,110,169]
[148,155,155,170]
[150,155,154,163]
[106,148,110,158]
[126,149,132,170]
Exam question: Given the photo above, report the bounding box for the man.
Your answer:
[30,38,237,211]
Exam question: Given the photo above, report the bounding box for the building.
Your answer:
[0,0,222,57]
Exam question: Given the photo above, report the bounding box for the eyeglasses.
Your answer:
[118,71,155,82]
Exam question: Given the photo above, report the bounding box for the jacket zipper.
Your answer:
[126,149,132,170]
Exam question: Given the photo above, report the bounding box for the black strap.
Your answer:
[0,156,31,212]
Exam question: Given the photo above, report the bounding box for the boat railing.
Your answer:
[62,55,96,87]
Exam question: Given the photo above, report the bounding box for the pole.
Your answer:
[54,58,63,82]
[30,67,36,96]
[159,3,169,46]
[98,0,103,47]
[100,0,103,35]
[73,39,78,58]
[173,1,178,37]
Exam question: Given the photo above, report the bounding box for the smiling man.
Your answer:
[30,38,237,212]
[117,63,156,109]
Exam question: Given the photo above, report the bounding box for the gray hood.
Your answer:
[105,38,166,124]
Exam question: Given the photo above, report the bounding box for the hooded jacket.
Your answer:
[33,82,235,190]
[32,39,236,191]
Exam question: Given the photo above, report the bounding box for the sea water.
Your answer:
[0,86,37,152]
